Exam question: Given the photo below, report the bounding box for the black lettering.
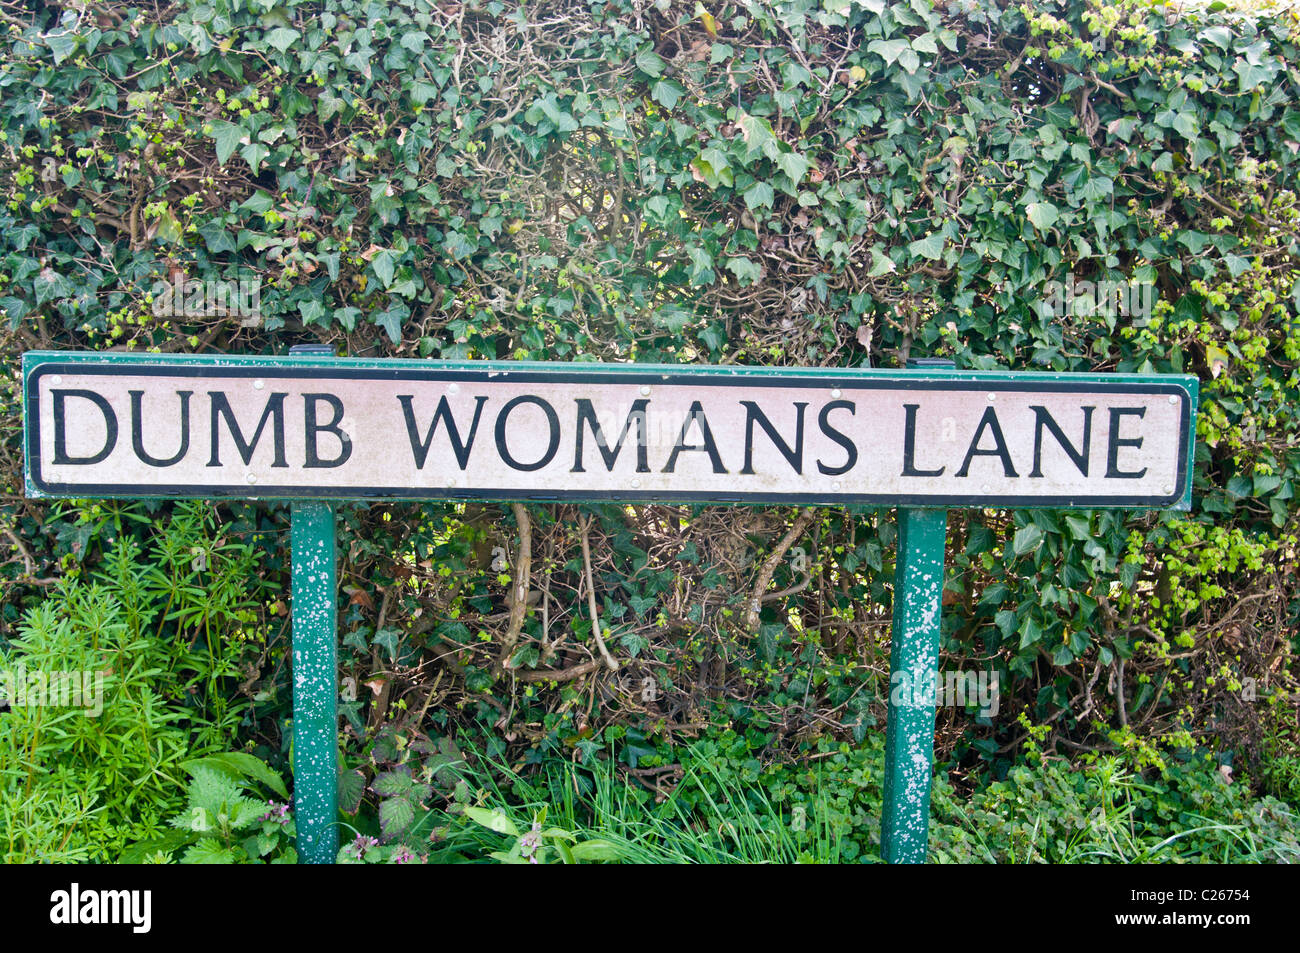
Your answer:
[816,401,857,476]
[303,393,352,468]
[955,406,1019,478]
[129,390,191,467]
[207,392,288,467]
[573,398,650,472]
[398,394,487,470]
[51,389,117,465]
[662,401,727,474]
[496,395,560,472]
[901,404,945,477]
[1106,406,1148,479]
[1029,405,1093,478]
[741,401,806,475]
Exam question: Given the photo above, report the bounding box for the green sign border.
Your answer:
[23,350,1199,510]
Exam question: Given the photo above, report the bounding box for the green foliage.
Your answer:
[420,732,1299,863]
[0,503,281,862]
[124,753,296,863]
[932,753,1300,863]
[462,804,624,864]
[1,0,1298,808]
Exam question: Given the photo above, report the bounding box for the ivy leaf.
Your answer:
[1019,617,1043,649]
[239,190,274,214]
[691,148,733,188]
[374,305,408,344]
[687,245,715,285]
[869,247,897,276]
[737,112,780,160]
[1079,176,1113,203]
[1234,58,1276,91]
[635,47,666,77]
[652,79,686,110]
[1026,201,1059,231]
[208,121,247,167]
[264,28,300,53]
[1012,523,1044,557]
[725,256,762,285]
[401,31,431,55]
[1223,253,1251,277]
[46,31,79,65]
[912,33,939,55]
[868,39,910,67]
[655,304,692,331]
[743,180,774,210]
[153,209,183,244]
[908,232,945,260]
[33,268,70,305]
[299,300,328,326]
[371,250,396,288]
[1064,515,1093,541]
[774,149,810,187]
[240,142,270,174]
[372,627,401,660]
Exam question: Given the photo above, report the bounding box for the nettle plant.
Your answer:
[1,0,1297,779]
[124,753,297,863]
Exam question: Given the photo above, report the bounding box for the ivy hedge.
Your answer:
[1,0,1298,792]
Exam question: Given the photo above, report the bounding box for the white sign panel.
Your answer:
[23,355,1197,508]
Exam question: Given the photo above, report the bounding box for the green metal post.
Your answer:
[291,501,339,863]
[880,507,948,863]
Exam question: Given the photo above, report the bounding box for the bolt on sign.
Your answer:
[25,353,1193,506]
[22,351,1198,864]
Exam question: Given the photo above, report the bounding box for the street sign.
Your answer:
[20,350,1199,865]
[23,352,1196,508]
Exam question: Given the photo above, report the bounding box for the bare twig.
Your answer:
[517,657,603,683]
[744,509,816,633]
[498,502,532,671]
[580,515,619,671]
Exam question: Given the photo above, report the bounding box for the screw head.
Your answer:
[254,379,264,390]
[831,388,842,399]
[639,385,651,396]
[246,473,257,484]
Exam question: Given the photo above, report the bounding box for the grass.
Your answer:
[419,739,1300,864]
